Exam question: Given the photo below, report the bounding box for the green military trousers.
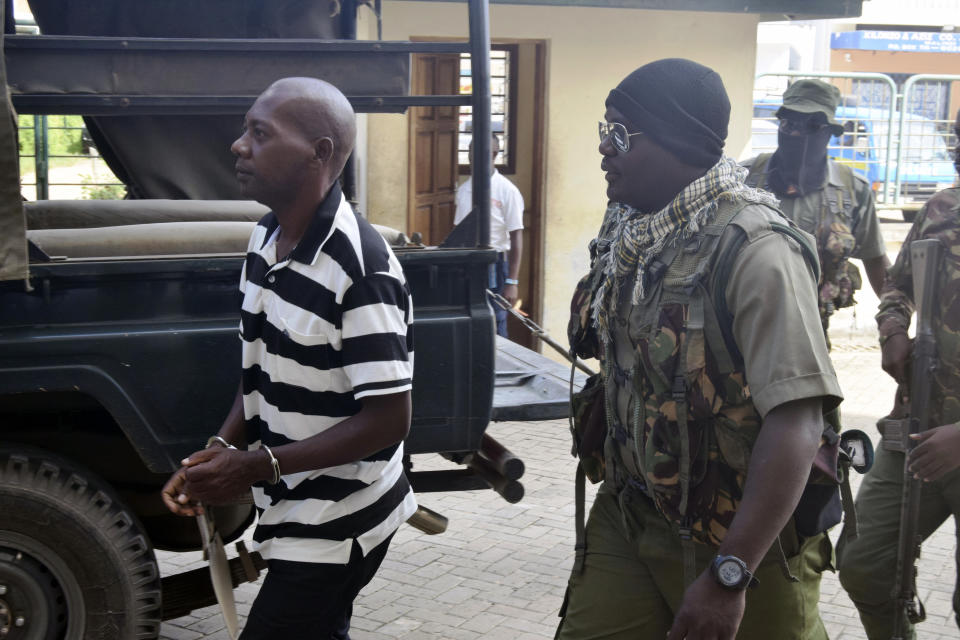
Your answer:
[837,446,960,640]
[555,486,832,640]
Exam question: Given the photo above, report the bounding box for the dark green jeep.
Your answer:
[0,2,574,637]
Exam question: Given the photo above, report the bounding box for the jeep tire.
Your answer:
[0,447,161,639]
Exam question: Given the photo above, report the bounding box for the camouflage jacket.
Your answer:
[599,198,824,547]
[744,154,880,324]
[877,187,960,427]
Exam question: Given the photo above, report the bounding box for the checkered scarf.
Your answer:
[591,156,779,344]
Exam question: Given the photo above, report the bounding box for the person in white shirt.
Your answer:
[454,133,524,337]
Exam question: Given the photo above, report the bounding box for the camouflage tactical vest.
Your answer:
[745,154,862,323]
[602,198,819,548]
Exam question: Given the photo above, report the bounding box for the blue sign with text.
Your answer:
[832,30,960,54]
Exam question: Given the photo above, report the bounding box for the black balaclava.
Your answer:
[767,120,834,197]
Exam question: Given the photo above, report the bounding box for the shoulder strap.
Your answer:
[666,199,754,375]
[710,214,820,370]
[743,154,772,189]
[770,222,821,281]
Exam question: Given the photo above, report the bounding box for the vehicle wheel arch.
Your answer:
[0,366,173,472]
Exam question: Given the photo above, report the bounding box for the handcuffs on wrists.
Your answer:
[260,445,282,485]
[205,435,236,450]
[205,435,281,484]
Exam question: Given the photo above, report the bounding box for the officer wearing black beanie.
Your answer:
[597,58,736,214]
[559,59,841,640]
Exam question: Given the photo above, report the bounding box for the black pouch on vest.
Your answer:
[794,484,843,538]
[793,426,875,538]
[794,428,843,537]
[569,372,606,484]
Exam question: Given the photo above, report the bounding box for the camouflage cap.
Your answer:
[776,79,843,131]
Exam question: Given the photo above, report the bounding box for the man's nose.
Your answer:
[230,135,249,157]
[598,135,615,156]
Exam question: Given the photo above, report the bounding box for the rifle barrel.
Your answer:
[891,239,944,638]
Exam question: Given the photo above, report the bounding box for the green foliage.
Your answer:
[17,114,86,158]
[80,174,126,200]
[17,115,126,199]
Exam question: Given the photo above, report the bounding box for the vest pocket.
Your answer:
[712,414,754,475]
[819,218,860,311]
[637,304,684,395]
[644,414,712,488]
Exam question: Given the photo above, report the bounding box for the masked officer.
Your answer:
[743,79,889,349]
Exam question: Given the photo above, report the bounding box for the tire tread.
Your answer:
[0,446,162,639]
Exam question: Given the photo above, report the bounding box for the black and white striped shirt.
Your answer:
[239,182,416,564]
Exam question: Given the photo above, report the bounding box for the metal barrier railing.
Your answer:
[895,74,960,205]
[753,71,958,210]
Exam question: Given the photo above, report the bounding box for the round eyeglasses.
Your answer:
[598,121,644,154]
[777,117,833,136]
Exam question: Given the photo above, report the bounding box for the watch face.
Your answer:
[717,559,744,586]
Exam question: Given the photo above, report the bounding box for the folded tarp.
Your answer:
[24,199,269,229]
[27,221,256,258]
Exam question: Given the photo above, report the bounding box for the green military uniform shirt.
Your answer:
[606,201,843,545]
[744,155,887,263]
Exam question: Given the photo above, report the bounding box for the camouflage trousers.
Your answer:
[837,446,960,640]
[556,486,832,640]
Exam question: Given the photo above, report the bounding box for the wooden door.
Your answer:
[408,54,459,245]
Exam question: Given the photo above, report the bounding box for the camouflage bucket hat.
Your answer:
[777,79,844,134]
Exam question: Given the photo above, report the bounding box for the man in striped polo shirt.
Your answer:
[161,77,416,638]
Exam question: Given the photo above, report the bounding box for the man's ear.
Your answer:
[314,137,334,164]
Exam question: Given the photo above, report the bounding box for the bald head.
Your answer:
[231,77,358,212]
[260,77,357,179]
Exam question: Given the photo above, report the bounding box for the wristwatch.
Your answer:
[710,555,759,591]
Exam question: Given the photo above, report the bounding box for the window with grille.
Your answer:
[458,45,518,174]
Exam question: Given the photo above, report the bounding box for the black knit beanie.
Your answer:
[606,58,729,168]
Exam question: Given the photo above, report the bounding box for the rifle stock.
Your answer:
[891,239,943,639]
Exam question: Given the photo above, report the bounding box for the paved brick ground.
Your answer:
[158,221,959,640]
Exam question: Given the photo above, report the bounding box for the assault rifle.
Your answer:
[891,238,944,640]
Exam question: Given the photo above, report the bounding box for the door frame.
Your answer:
[407,37,548,341]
